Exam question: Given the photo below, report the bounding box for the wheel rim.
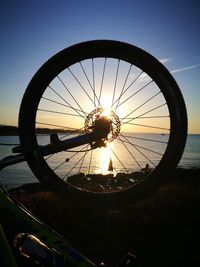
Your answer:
[19,40,187,197]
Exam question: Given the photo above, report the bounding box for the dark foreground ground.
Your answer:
[4,168,200,266]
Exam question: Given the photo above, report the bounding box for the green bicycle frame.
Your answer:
[0,183,96,267]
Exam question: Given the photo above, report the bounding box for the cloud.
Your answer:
[170,64,199,74]
[159,57,199,74]
[128,61,199,84]
[159,58,172,64]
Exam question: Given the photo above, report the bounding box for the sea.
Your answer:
[0,134,199,190]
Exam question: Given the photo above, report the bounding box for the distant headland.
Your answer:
[0,125,19,135]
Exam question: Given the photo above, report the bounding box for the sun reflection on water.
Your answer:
[99,143,113,175]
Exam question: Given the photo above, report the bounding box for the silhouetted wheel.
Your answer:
[18,40,187,205]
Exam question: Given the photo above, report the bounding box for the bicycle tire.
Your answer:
[18,40,187,205]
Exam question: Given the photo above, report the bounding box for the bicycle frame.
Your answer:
[0,182,96,267]
[0,131,106,171]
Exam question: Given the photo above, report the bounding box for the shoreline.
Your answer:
[8,167,200,194]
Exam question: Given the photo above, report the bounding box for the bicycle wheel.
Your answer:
[18,40,187,204]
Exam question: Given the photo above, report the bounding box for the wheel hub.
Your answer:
[85,108,121,142]
[93,116,111,137]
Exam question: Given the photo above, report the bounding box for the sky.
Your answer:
[0,0,200,133]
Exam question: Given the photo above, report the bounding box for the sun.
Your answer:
[100,95,125,119]
[100,96,111,109]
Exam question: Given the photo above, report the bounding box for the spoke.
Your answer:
[121,134,168,144]
[67,144,89,160]
[112,64,132,110]
[112,60,120,106]
[92,59,96,107]
[79,61,100,108]
[41,96,88,115]
[110,146,128,172]
[98,58,107,108]
[125,115,169,119]
[117,135,163,156]
[48,85,86,119]
[121,103,168,124]
[114,79,153,110]
[117,136,142,169]
[119,134,157,167]
[52,159,69,172]
[121,91,162,122]
[79,144,90,173]
[88,149,93,174]
[36,121,84,132]
[122,122,170,131]
[57,75,87,117]
[45,134,86,160]
[113,70,145,110]
[45,153,57,161]
[38,108,85,118]
[45,143,89,174]
[63,150,90,180]
[52,145,88,173]
[68,66,97,108]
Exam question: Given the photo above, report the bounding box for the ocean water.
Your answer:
[0,134,199,190]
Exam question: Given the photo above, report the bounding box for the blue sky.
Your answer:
[1,0,199,133]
